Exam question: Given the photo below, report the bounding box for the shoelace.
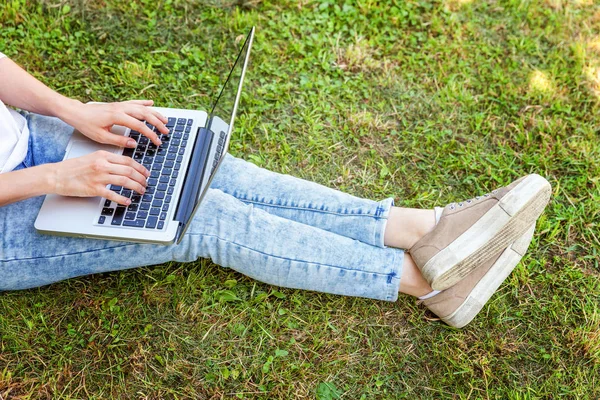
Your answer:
[449,189,498,210]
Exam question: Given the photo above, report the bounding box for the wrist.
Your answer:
[36,163,58,195]
[53,97,83,125]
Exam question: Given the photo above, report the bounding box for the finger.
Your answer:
[123,99,154,106]
[117,114,162,146]
[95,128,138,148]
[149,108,169,125]
[101,188,132,206]
[106,174,147,196]
[109,174,146,195]
[123,105,168,135]
[143,109,169,134]
[107,153,150,177]
[123,101,168,124]
[107,164,148,191]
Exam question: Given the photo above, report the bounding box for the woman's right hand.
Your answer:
[50,150,150,206]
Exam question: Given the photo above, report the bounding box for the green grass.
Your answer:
[1,0,599,398]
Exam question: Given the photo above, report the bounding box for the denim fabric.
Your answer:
[0,113,404,301]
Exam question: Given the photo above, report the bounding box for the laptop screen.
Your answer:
[176,27,254,243]
[206,28,254,153]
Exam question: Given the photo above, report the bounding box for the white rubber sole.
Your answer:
[422,174,551,291]
[442,224,535,328]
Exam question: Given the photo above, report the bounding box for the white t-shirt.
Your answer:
[0,52,30,173]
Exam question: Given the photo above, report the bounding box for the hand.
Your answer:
[49,150,150,205]
[61,100,169,148]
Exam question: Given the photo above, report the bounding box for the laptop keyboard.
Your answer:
[96,117,193,230]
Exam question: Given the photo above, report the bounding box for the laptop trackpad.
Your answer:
[66,140,119,160]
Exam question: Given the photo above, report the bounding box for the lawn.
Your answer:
[1,0,599,398]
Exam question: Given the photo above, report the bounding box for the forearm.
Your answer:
[0,57,80,120]
[0,164,56,207]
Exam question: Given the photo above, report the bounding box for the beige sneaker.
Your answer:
[409,174,551,290]
[419,224,535,328]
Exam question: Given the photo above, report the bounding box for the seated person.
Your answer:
[0,52,551,328]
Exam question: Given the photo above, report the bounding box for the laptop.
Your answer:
[35,27,255,245]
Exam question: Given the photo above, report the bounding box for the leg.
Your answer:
[7,113,429,299]
[212,154,395,247]
[22,113,435,252]
[384,207,436,249]
[398,254,433,297]
[213,155,439,249]
[0,188,404,301]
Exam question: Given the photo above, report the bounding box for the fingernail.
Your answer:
[127,139,136,147]
[125,199,131,205]
[157,140,162,146]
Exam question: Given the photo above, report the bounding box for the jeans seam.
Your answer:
[1,233,398,279]
[373,217,383,248]
[373,198,393,247]
[0,243,135,263]
[227,195,388,219]
[385,250,403,301]
[193,232,399,278]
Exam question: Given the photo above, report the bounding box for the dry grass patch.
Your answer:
[346,109,396,135]
[334,37,394,74]
[444,0,475,12]
[528,70,555,97]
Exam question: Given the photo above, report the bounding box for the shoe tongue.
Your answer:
[447,189,498,211]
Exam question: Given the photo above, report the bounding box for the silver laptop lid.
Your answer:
[176,27,255,243]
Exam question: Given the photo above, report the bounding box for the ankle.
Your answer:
[398,253,434,297]
[384,207,436,249]
[417,210,436,240]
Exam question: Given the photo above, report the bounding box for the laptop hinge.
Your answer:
[174,127,214,240]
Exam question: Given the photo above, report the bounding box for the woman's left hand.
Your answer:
[61,100,169,148]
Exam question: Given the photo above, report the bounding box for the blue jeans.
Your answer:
[1,114,404,301]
